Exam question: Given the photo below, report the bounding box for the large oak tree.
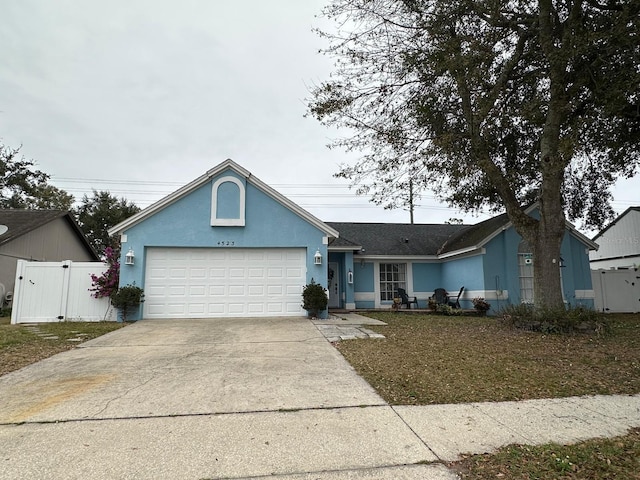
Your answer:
[308,0,640,309]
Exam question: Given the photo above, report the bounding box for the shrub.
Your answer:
[435,303,454,315]
[111,284,144,322]
[500,303,608,334]
[472,297,491,315]
[302,279,328,318]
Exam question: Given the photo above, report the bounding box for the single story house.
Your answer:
[590,206,640,270]
[109,159,597,319]
[0,210,99,303]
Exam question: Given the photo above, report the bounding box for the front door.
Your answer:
[328,262,340,308]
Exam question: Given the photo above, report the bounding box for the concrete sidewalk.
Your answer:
[0,317,639,479]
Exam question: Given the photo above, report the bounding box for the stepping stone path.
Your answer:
[312,313,387,343]
[20,324,89,343]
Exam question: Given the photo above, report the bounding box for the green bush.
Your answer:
[302,279,328,318]
[500,303,608,334]
[111,284,145,322]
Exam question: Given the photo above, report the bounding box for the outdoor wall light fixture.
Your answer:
[125,248,135,265]
[347,269,354,284]
[314,249,322,265]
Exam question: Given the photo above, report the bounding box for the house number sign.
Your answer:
[217,241,236,246]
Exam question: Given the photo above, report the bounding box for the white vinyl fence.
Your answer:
[11,260,115,324]
[592,269,640,313]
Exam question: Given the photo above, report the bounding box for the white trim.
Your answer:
[437,247,486,260]
[345,302,356,310]
[575,289,595,299]
[462,289,510,300]
[354,292,375,302]
[108,159,339,239]
[210,176,246,226]
[358,255,439,261]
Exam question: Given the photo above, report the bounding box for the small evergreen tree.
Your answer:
[302,279,328,318]
[111,284,144,322]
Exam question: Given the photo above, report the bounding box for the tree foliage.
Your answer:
[0,142,74,210]
[308,0,639,308]
[75,190,141,253]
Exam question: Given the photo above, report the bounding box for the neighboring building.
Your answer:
[0,210,99,301]
[590,207,640,270]
[108,159,597,320]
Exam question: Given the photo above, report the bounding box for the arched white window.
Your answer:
[211,176,245,226]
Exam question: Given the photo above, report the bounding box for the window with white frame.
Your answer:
[379,263,407,301]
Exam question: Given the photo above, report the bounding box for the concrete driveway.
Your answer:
[0,318,455,479]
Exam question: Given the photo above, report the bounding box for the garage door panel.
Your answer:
[286,284,302,295]
[144,248,306,318]
[189,268,207,279]
[248,268,264,278]
[248,303,265,313]
[210,268,226,278]
[228,285,245,296]
[268,268,283,278]
[229,268,245,278]
[189,286,206,296]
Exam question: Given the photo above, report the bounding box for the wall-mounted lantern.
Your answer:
[314,249,322,265]
[125,248,135,265]
[347,269,354,284]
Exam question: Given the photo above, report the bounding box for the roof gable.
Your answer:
[109,159,338,238]
[440,205,598,254]
[0,209,99,259]
[592,206,640,241]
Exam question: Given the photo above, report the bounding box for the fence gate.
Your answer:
[11,260,113,324]
[592,269,640,313]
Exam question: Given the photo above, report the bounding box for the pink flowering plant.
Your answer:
[89,247,120,298]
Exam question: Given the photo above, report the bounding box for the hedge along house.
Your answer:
[109,160,597,320]
[327,206,597,312]
[108,160,337,320]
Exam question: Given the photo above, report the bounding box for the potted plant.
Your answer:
[111,284,145,321]
[301,279,328,318]
[472,297,491,316]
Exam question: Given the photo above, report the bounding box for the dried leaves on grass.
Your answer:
[335,312,640,405]
[451,427,640,479]
[0,320,126,377]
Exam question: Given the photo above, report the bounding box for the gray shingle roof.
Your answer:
[327,222,469,256]
[438,213,510,254]
[0,209,99,259]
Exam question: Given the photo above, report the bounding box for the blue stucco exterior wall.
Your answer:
[353,261,375,308]
[216,181,240,219]
[117,169,329,319]
[481,226,595,309]
[412,262,442,293]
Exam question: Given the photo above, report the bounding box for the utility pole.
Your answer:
[408,179,414,224]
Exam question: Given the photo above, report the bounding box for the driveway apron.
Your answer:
[0,318,451,480]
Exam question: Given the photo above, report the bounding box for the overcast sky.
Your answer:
[0,1,636,233]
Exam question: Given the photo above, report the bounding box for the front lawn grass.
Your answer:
[336,312,640,479]
[335,312,640,405]
[0,316,126,376]
[452,427,640,479]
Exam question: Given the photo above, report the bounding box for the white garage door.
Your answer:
[144,248,306,318]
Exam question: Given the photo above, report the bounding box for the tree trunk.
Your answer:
[530,217,565,309]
